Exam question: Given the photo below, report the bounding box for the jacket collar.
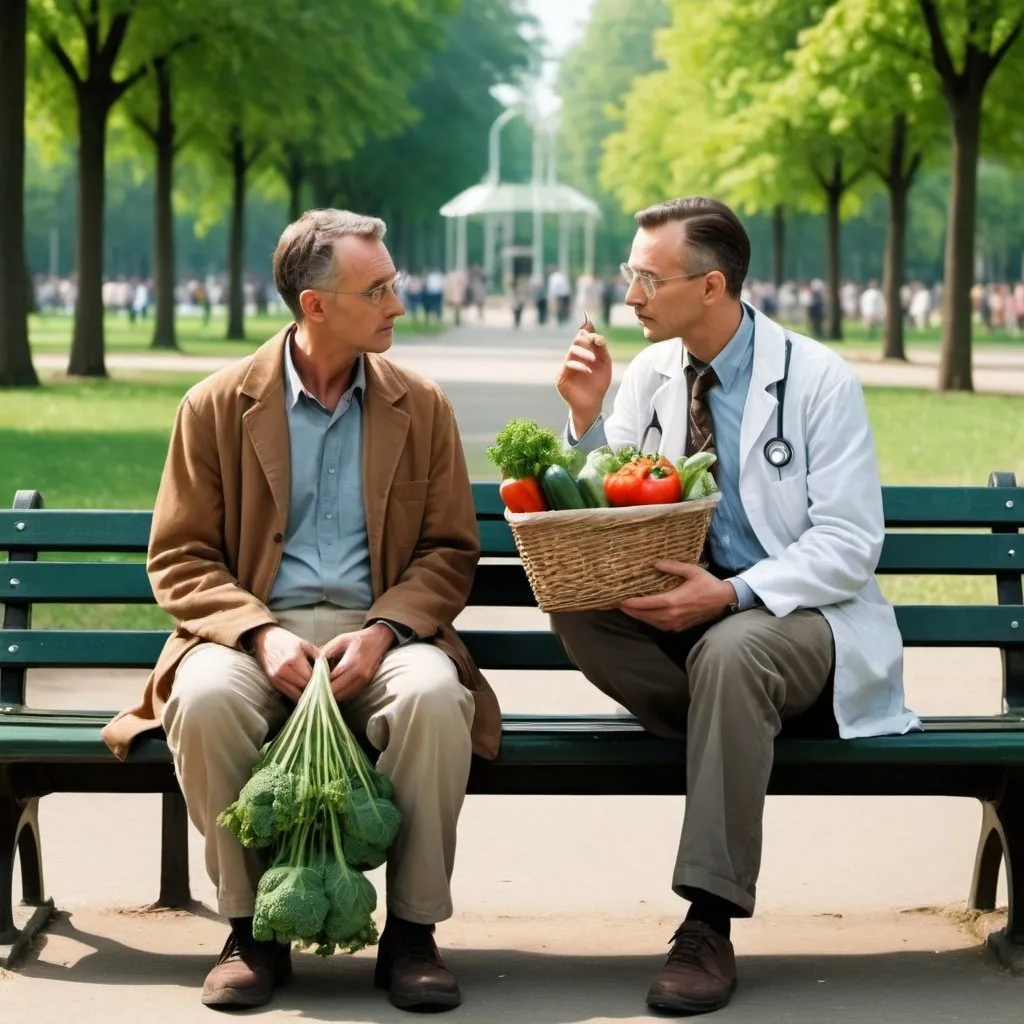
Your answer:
[239,325,409,407]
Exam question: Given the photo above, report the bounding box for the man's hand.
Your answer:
[251,625,319,702]
[556,315,612,439]
[620,561,737,633]
[321,624,395,701]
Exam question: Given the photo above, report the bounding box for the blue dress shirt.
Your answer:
[268,340,373,610]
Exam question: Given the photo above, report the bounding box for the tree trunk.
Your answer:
[68,87,109,376]
[882,177,909,361]
[825,187,843,341]
[226,128,247,341]
[881,178,909,361]
[0,0,38,387]
[771,204,785,289]
[286,148,304,223]
[881,114,911,362]
[938,92,981,391]
[151,58,177,350]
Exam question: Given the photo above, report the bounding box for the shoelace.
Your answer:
[665,925,718,968]
[216,931,247,965]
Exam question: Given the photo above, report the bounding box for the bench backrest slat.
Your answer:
[4,538,1024,606]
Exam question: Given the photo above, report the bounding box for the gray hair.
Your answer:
[273,209,387,319]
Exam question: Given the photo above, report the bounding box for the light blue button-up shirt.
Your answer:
[268,340,373,611]
[689,306,768,592]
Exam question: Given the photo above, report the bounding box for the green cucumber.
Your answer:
[541,464,587,510]
[575,466,611,508]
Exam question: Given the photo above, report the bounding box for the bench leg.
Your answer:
[970,801,1005,913]
[0,790,20,944]
[0,788,54,966]
[972,773,1024,971]
[157,790,192,909]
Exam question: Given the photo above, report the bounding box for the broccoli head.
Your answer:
[218,763,306,849]
[253,864,329,945]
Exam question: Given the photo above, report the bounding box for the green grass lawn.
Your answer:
[28,311,445,359]
[603,320,1024,361]
[1,374,1020,626]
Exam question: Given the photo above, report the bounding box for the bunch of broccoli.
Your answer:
[218,656,401,956]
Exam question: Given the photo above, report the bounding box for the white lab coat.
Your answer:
[594,306,921,739]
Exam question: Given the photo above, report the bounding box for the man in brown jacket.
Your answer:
[102,209,500,1012]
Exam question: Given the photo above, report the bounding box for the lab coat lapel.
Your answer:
[647,341,688,462]
[739,308,788,471]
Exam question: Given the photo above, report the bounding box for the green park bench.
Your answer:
[2,476,1023,969]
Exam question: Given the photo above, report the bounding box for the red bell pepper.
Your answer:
[604,458,682,506]
[499,476,548,513]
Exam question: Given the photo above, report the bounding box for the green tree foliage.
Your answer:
[307,0,538,273]
[555,0,671,273]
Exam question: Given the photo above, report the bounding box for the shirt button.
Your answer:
[325,513,333,519]
[328,468,335,474]
[273,532,283,543]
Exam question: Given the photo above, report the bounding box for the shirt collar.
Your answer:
[283,326,365,412]
[685,304,754,394]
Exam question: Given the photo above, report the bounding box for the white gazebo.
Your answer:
[438,105,600,288]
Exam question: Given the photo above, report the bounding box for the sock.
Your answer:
[684,890,736,939]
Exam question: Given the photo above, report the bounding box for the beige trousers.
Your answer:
[162,606,475,924]
[549,607,834,916]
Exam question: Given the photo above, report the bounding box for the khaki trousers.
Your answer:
[549,607,834,915]
[162,606,475,925]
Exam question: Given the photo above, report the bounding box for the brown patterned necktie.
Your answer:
[684,363,719,469]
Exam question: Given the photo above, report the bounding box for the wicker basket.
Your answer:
[505,492,721,613]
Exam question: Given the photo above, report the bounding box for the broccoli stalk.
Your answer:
[221,656,401,956]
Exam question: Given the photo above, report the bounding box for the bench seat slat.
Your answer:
[3,710,1024,766]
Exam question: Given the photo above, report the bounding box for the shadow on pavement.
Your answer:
[15,912,1020,1024]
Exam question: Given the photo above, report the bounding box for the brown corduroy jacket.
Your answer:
[101,329,501,761]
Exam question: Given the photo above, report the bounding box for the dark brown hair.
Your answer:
[635,197,750,298]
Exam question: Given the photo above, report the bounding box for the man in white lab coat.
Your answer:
[553,197,919,1016]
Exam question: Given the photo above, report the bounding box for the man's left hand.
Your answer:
[321,623,395,701]
[620,560,736,633]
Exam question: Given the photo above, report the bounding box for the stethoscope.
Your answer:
[638,332,795,471]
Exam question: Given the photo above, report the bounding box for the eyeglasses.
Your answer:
[319,272,406,306]
[620,263,706,299]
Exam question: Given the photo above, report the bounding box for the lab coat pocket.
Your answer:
[764,475,810,539]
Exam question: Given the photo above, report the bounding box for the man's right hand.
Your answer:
[556,316,612,440]
[250,625,319,703]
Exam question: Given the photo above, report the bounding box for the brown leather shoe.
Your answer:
[646,921,737,1015]
[201,920,292,1009]
[374,915,462,1011]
